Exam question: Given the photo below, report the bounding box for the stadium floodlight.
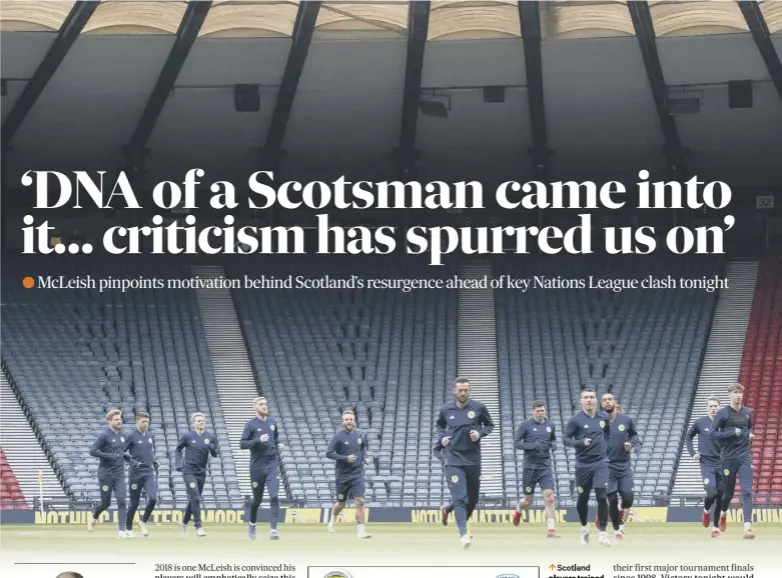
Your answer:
[417,91,450,118]
[417,100,449,118]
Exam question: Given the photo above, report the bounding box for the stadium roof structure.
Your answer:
[1,0,782,186]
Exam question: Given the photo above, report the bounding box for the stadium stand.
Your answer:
[1,368,67,503]
[227,257,459,507]
[2,252,780,511]
[1,0,781,521]
[189,264,262,501]
[495,256,721,506]
[1,257,242,507]
[671,261,758,497]
[738,252,782,504]
[456,261,504,497]
[0,448,27,509]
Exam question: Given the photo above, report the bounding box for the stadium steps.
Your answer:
[0,369,68,504]
[457,260,504,498]
[672,260,758,498]
[190,265,268,501]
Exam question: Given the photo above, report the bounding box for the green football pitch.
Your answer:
[3,522,781,557]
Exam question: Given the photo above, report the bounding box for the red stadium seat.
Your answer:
[0,448,27,508]
[737,252,782,493]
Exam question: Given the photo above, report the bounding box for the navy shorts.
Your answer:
[335,476,365,502]
[575,464,609,494]
[607,463,634,494]
[522,467,555,494]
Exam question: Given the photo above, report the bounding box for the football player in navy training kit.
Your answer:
[241,396,286,540]
[563,388,612,547]
[686,396,723,538]
[175,412,219,537]
[326,410,372,539]
[87,408,128,538]
[600,394,641,540]
[436,377,495,549]
[710,383,756,539]
[434,439,456,526]
[123,412,159,537]
[512,400,560,538]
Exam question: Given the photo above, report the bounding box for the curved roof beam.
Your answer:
[210,0,293,4]
[5,0,775,38]
[542,3,634,39]
[0,0,76,32]
[651,1,748,37]
[551,1,627,5]
[200,2,299,37]
[83,1,187,35]
[434,0,516,7]
[318,2,408,30]
[313,1,408,38]
[428,2,520,39]
[760,0,782,33]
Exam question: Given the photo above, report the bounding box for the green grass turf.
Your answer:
[3,522,781,558]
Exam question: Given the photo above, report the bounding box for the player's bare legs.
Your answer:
[543,489,560,537]
[328,501,345,533]
[355,497,371,539]
[513,494,532,526]
[512,490,558,537]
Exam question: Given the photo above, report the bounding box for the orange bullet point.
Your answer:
[23,276,35,289]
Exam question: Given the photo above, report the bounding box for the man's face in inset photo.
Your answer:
[57,572,85,578]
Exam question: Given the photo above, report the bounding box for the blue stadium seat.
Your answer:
[226,256,458,507]
[2,256,242,507]
[3,253,721,510]
[494,255,720,506]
